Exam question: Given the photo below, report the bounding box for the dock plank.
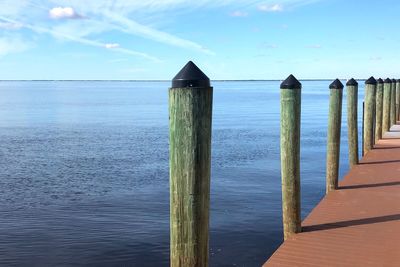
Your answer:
[264,125,400,266]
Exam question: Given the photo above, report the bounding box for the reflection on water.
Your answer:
[0,81,364,266]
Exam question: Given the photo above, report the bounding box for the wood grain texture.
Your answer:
[382,83,391,134]
[396,82,400,121]
[280,88,301,240]
[326,88,343,193]
[169,87,213,267]
[362,102,364,156]
[390,83,396,126]
[346,85,358,168]
[363,84,376,155]
[375,83,384,143]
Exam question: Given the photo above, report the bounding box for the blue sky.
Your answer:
[0,0,399,80]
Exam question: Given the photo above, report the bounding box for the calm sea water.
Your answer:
[0,80,365,266]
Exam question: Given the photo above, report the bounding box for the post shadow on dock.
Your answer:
[302,213,400,232]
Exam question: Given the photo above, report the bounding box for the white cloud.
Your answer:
[230,11,248,17]
[258,4,283,12]
[105,43,120,49]
[49,7,82,19]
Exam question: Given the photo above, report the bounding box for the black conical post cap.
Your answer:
[397,79,400,83]
[376,78,383,84]
[346,78,358,86]
[384,78,392,83]
[392,78,396,83]
[172,61,210,88]
[280,74,301,89]
[329,79,344,89]
[365,76,377,85]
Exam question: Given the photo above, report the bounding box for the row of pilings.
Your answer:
[168,60,400,266]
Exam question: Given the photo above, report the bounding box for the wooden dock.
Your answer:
[264,125,400,266]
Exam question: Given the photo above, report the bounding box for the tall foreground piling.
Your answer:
[396,79,400,121]
[391,79,396,126]
[326,79,343,193]
[363,77,376,155]
[346,78,358,168]
[375,79,384,143]
[280,74,301,240]
[383,79,392,134]
[169,61,213,267]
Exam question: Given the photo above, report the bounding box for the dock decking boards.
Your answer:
[264,125,400,267]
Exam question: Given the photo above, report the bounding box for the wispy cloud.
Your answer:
[0,16,161,62]
[230,11,248,17]
[0,21,23,30]
[0,0,320,59]
[101,11,215,55]
[105,43,120,49]
[49,7,83,19]
[258,4,283,12]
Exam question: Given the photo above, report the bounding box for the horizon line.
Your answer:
[0,78,368,82]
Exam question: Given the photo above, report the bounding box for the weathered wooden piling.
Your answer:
[169,61,213,267]
[396,79,400,121]
[362,101,365,156]
[280,74,301,240]
[363,77,376,155]
[390,79,396,127]
[382,78,392,134]
[326,79,343,193]
[346,78,358,168]
[375,78,384,143]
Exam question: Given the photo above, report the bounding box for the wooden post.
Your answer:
[390,79,396,127]
[363,77,376,155]
[396,79,400,122]
[326,79,343,193]
[375,78,384,143]
[346,78,358,168]
[362,101,364,156]
[382,78,392,134]
[169,61,213,267]
[280,74,301,240]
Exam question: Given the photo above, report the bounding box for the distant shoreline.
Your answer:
[0,79,366,82]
